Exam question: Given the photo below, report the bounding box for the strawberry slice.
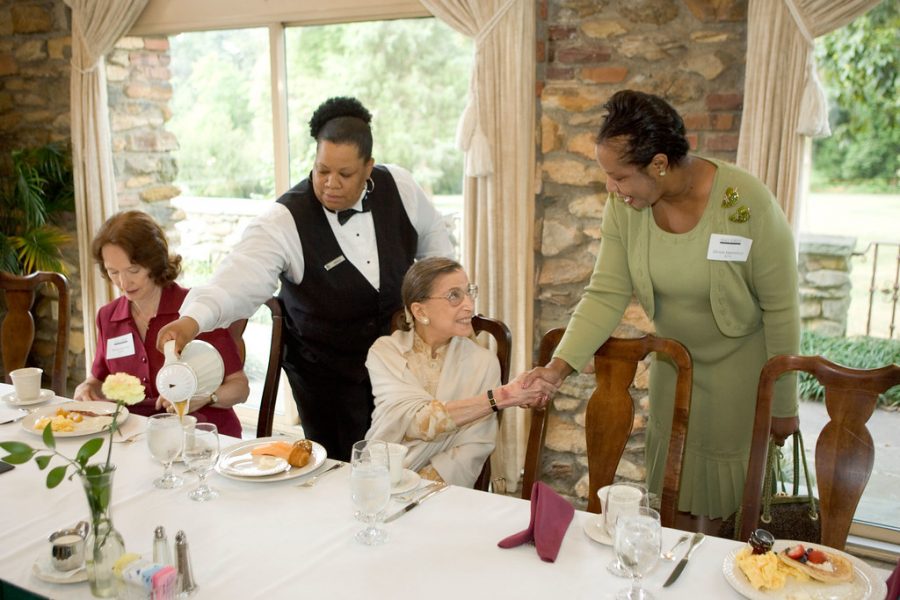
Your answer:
[806,549,828,564]
[786,544,806,560]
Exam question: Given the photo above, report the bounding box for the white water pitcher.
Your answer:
[156,340,225,411]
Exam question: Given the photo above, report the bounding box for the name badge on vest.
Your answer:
[324,255,346,271]
[707,234,752,262]
[107,333,136,359]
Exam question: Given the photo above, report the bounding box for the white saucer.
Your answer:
[583,513,613,545]
[391,469,421,495]
[32,556,87,584]
[2,389,54,406]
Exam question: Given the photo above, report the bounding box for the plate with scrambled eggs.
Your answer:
[722,540,885,600]
[22,401,129,438]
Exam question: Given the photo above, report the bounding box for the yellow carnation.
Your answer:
[101,373,145,405]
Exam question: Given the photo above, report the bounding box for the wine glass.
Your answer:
[602,482,649,577]
[614,507,662,600]
[350,440,391,545]
[183,423,219,502]
[146,414,185,488]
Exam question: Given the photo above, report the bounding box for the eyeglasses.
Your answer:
[427,283,478,307]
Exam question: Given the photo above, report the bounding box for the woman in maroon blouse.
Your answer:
[73,211,249,437]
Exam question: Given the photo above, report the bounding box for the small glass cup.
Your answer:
[350,440,391,545]
[614,507,662,600]
[183,423,219,501]
[146,414,185,489]
[599,482,649,578]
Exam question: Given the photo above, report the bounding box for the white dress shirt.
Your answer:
[181,164,453,332]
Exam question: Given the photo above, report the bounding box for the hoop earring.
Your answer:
[365,177,375,193]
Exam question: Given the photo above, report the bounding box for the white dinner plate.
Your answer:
[22,401,129,437]
[582,513,613,545]
[215,437,327,482]
[2,389,55,406]
[722,539,886,600]
[218,454,290,477]
[391,469,421,495]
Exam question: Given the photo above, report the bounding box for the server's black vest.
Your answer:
[277,165,417,381]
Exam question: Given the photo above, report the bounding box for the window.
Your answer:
[118,9,471,434]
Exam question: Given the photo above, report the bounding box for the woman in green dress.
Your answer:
[526,90,800,533]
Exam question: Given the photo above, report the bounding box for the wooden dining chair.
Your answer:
[737,354,900,550]
[227,297,285,438]
[0,271,70,395]
[389,310,511,491]
[521,328,693,528]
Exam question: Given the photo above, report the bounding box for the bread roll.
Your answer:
[288,440,313,468]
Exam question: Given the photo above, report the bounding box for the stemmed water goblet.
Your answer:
[183,423,219,501]
[350,439,391,545]
[613,507,662,600]
[601,482,650,577]
[146,414,185,489]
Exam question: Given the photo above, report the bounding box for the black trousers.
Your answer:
[281,336,374,462]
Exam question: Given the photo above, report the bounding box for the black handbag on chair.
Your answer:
[720,431,821,543]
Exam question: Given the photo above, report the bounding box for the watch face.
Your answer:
[156,364,198,403]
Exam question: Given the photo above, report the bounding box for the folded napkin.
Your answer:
[498,481,574,562]
[886,557,900,600]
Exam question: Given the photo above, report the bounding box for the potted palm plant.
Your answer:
[0,143,74,274]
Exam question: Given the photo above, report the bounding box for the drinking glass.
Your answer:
[146,414,185,488]
[614,507,662,600]
[183,423,219,502]
[350,440,391,545]
[603,482,649,577]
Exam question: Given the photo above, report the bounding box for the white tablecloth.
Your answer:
[0,383,777,599]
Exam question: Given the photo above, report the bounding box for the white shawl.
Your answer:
[365,329,500,487]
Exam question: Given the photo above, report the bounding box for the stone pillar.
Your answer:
[798,234,855,337]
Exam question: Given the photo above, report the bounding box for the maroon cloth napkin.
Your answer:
[886,557,900,600]
[498,481,574,562]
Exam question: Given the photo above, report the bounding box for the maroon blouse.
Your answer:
[91,283,244,437]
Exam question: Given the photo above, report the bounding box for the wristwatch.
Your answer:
[208,392,219,407]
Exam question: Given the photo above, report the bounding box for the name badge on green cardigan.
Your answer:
[707,234,752,262]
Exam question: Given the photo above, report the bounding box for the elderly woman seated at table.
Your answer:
[365,257,554,487]
[73,210,250,437]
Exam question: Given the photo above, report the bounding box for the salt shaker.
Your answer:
[174,530,197,595]
[153,526,172,566]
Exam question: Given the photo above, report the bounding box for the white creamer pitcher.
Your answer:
[156,340,225,405]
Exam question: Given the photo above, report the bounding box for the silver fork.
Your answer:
[295,462,344,487]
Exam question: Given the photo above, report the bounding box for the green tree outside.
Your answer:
[813,0,899,191]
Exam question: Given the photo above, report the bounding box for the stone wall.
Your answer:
[0,0,81,391]
[0,1,178,393]
[798,234,855,337]
[533,0,747,507]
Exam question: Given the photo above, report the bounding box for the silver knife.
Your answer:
[383,483,448,523]
[662,532,705,587]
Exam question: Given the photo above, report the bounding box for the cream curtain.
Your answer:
[65,0,149,368]
[419,0,536,492]
[737,0,880,225]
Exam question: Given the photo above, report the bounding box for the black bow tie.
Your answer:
[337,205,370,225]
[335,196,370,225]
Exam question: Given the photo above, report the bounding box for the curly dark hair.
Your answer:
[91,210,181,286]
[308,96,373,160]
[596,90,690,168]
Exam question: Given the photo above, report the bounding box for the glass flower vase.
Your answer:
[81,466,125,598]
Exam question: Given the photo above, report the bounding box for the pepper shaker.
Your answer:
[153,526,172,566]
[174,530,197,595]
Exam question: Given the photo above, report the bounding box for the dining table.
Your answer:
[0,383,889,599]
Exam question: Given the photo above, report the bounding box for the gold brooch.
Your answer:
[729,206,751,223]
[722,187,739,208]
